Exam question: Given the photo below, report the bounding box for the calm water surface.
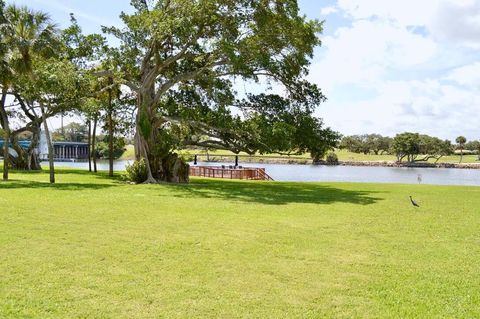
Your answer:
[49,160,480,186]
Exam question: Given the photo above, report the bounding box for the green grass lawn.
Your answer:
[1,169,480,318]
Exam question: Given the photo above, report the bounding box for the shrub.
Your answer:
[326,152,339,165]
[124,159,147,184]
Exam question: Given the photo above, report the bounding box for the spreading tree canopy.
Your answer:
[392,132,453,163]
[104,0,336,183]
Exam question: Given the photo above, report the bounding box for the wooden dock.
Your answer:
[189,166,274,181]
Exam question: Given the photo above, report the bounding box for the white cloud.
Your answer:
[336,0,439,27]
[318,78,480,140]
[334,0,480,48]
[446,62,480,87]
[310,19,437,93]
[308,1,480,140]
[429,1,480,48]
[320,6,339,16]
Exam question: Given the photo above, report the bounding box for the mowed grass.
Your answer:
[1,169,480,318]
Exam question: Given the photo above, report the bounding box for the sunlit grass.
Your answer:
[1,169,479,318]
[119,144,135,160]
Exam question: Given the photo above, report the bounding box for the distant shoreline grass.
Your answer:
[178,148,480,167]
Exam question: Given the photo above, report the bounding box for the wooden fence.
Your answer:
[189,166,274,181]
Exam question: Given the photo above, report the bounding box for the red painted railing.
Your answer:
[189,166,274,181]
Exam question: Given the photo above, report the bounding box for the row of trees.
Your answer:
[340,133,480,163]
[1,1,341,184]
[0,2,133,182]
[339,134,393,155]
[391,133,453,163]
[465,141,480,152]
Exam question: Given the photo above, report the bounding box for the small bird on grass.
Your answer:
[409,196,420,208]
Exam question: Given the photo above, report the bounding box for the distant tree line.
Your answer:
[339,134,393,155]
[339,133,480,163]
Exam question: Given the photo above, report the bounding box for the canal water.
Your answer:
[49,160,480,186]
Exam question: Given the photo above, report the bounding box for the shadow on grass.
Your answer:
[6,167,124,179]
[0,170,384,206]
[0,168,123,190]
[0,179,116,191]
[167,179,385,206]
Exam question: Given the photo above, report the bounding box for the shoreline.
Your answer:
[316,160,480,170]
[199,156,480,169]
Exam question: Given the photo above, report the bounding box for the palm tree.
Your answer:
[456,136,467,163]
[0,4,58,180]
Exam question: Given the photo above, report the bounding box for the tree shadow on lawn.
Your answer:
[0,170,385,206]
[168,179,385,206]
[7,167,123,179]
[0,179,117,191]
[0,169,124,191]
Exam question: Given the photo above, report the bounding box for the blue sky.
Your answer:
[9,0,480,141]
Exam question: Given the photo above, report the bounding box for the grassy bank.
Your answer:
[1,169,479,318]
[119,145,480,165]
[182,148,480,164]
[119,144,135,161]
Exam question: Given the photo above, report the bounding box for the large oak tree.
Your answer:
[105,0,329,183]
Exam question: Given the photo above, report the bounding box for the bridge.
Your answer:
[0,136,88,161]
[51,141,89,161]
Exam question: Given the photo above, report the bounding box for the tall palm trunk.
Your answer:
[92,114,98,173]
[108,78,114,177]
[1,89,9,181]
[2,129,8,181]
[40,103,55,184]
[87,119,92,172]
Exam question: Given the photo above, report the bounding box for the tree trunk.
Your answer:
[10,126,42,171]
[134,76,190,183]
[135,86,159,183]
[135,127,190,183]
[40,103,55,184]
[1,89,9,181]
[2,129,8,181]
[134,131,141,161]
[92,115,98,173]
[108,78,114,177]
[26,134,35,170]
[87,119,92,172]
[134,119,190,183]
[135,132,157,183]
